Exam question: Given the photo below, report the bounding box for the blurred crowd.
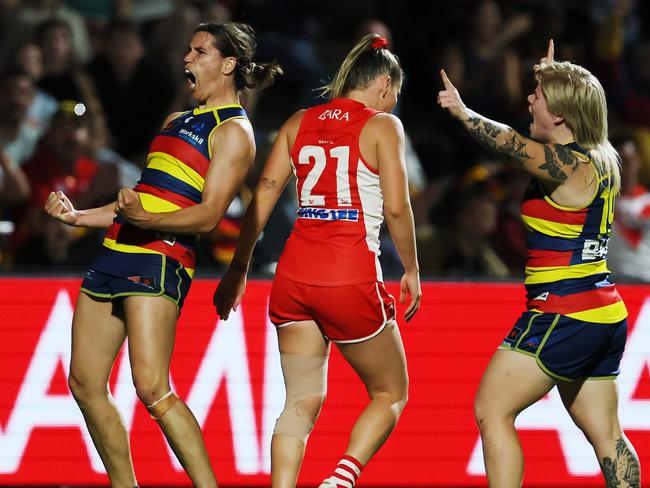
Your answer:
[1,0,650,281]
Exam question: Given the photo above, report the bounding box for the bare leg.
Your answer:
[123,296,217,488]
[67,293,136,488]
[558,379,640,488]
[335,322,409,464]
[474,350,555,488]
[271,321,329,488]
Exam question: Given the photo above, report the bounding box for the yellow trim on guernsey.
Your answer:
[525,260,609,285]
[207,124,218,160]
[102,239,195,277]
[147,153,205,190]
[193,103,243,115]
[522,215,584,237]
[541,181,599,212]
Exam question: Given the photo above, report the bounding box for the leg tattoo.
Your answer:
[600,438,641,488]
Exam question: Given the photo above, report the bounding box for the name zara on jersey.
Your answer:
[318,109,350,121]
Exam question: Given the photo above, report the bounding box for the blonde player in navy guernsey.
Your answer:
[438,40,640,487]
[215,34,421,488]
[44,22,281,487]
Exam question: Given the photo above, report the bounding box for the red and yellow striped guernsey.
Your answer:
[103,104,247,277]
[521,142,627,323]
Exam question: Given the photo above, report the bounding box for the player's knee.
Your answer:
[369,385,408,415]
[297,394,326,421]
[576,421,621,449]
[274,352,328,441]
[132,371,168,406]
[68,371,101,406]
[473,395,512,432]
[274,393,326,442]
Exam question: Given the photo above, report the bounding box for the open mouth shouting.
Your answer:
[184,68,196,90]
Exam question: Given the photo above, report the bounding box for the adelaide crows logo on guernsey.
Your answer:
[191,121,205,132]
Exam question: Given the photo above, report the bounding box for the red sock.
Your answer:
[322,455,363,487]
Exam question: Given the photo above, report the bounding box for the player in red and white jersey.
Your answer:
[215,34,421,488]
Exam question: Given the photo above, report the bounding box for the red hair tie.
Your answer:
[371,37,389,49]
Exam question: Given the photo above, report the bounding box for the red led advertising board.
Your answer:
[1,278,648,486]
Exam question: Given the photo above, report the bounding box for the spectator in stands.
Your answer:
[0,0,92,70]
[492,164,529,274]
[89,19,177,164]
[608,134,650,281]
[9,100,113,266]
[10,42,58,132]
[36,17,101,110]
[0,69,41,171]
[426,186,509,278]
[595,0,650,181]
[439,0,531,122]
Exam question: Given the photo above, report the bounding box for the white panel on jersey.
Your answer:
[356,159,383,281]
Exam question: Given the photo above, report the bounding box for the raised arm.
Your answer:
[115,118,255,234]
[373,113,421,321]
[437,70,579,184]
[437,41,583,185]
[213,111,300,319]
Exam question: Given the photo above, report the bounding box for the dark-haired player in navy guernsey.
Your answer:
[44,22,282,487]
[439,40,640,487]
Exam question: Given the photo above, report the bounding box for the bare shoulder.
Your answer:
[205,118,256,167]
[213,117,255,146]
[365,112,404,134]
[363,112,404,143]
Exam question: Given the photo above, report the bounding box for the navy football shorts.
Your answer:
[500,310,627,381]
[80,248,192,312]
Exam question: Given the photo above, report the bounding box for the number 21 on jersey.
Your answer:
[298,145,352,207]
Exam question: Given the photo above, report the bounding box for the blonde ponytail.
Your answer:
[318,34,403,100]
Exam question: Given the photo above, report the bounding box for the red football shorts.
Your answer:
[269,274,396,343]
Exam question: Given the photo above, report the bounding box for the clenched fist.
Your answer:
[115,187,147,224]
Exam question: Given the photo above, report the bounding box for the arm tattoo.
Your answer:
[537,144,582,182]
[554,144,579,172]
[260,177,279,189]
[463,113,581,182]
[539,146,568,181]
[600,438,641,488]
[465,116,531,165]
[501,135,531,166]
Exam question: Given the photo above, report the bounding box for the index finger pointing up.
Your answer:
[547,38,554,62]
[440,69,454,89]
